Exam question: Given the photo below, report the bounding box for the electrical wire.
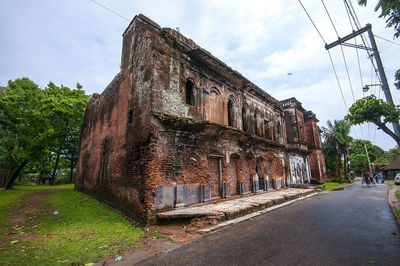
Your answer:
[327,50,348,112]
[298,0,327,44]
[344,0,382,86]
[90,0,130,21]
[344,2,365,98]
[374,34,400,46]
[322,0,357,103]
[321,0,339,36]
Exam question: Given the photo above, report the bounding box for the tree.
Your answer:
[0,78,50,188]
[395,69,400,89]
[322,120,353,183]
[0,78,90,188]
[349,153,370,174]
[387,147,400,160]
[348,139,385,162]
[42,82,90,185]
[345,95,400,147]
[358,0,400,38]
[322,138,340,173]
[348,139,385,174]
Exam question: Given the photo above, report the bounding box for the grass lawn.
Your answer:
[322,181,354,191]
[0,184,144,265]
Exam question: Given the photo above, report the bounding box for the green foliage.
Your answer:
[346,95,400,146]
[395,69,400,90]
[322,120,353,181]
[358,0,400,38]
[323,140,339,171]
[348,139,384,161]
[322,181,353,191]
[0,78,91,188]
[346,95,400,125]
[0,78,48,169]
[386,148,400,162]
[0,186,144,265]
[349,153,369,175]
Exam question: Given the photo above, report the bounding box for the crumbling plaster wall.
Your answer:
[76,16,159,222]
[77,15,318,222]
[144,20,293,198]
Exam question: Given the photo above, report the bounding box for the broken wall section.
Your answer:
[76,16,160,222]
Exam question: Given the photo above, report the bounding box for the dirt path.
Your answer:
[0,191,55,246]
[95,222,209,265]
[1,190,207,265]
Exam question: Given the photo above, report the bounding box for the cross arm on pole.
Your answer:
[325,24,371,50]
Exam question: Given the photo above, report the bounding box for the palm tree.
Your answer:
[323,120,353,183]
[358,0,396,11]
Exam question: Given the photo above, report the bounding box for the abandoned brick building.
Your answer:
[75,14,326,222]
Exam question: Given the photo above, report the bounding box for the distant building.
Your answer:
[281,98,326,181]
[75,15,326,223]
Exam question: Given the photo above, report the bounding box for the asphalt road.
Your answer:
[140,183,400,266]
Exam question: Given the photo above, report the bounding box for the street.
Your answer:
[140,183,400,265]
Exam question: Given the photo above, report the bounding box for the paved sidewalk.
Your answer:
[388,181,400,226]
[157,188,316,223]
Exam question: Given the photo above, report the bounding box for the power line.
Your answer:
[298,0,327,44]
[374,34,400,46]
[321,0,339,37]
[90,0,130,21]
[344,0,382,86]
[321,1,357,103]
[327,49,348,112]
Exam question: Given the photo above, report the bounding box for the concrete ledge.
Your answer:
[388,182,400,227]
[157,188,316,223]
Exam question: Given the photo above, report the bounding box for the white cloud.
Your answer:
[0,0,398,150]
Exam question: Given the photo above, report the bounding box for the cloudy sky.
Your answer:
[1,0,399,151]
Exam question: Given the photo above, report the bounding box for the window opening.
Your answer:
[242,107,247,132]
[128,109,133,123]
[228,99,234,127]
[185,80,195,105]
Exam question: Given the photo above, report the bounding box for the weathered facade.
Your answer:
[75,15,325,223]
[281,98,326,181]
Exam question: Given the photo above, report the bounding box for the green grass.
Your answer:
[0,185,144,265]
[396,189,400,200]
[0,184,74,238]
[0,184,73,208]
[322,181,354,191]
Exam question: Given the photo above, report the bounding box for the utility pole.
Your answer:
[325,24,400,140]
[364,143,372,173]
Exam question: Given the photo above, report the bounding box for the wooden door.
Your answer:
[228,158,238,195]
[208,158,221,198]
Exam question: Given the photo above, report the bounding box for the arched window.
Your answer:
[205,88,223,124]
[227,96,238,127]
[277,121,282,137]
[185,80,195,105]
[264,120,269,138]
[227,100,233,127]
[242,106,248,132]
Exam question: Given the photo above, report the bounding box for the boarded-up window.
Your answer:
[242,106,248,132]
[205,88,223,124]
[227,99,235,127]
[185,80,195,105]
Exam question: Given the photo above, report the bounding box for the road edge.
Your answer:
[387,182,400,229]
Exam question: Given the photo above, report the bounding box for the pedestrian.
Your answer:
[377,171,384,184]
[362,171,370,184]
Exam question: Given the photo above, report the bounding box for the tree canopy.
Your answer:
[322,120,353,182]
[358,0,400,38]
[348,139,385,174]
[0,78,90,188]
[345,95,400,146]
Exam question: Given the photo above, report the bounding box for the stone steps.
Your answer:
[157,188,317,224]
